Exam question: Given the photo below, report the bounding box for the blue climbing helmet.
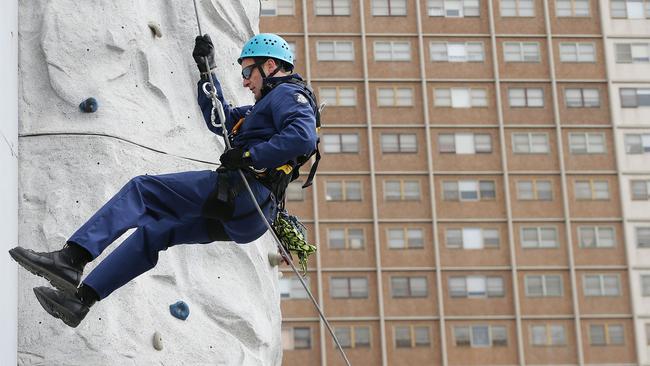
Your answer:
[238,33,294,70]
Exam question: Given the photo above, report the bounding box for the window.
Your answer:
[509,88,544,107]
[500,0,535,16]
[584,274,621,296]
[427,0,480,17]
[641,275,650,296]
[385,180,421,201]
[286,181,305,201]
[446,227,500,249]
[372,0,407,15]
[430,42,485,62]
[531,325,567,346]
[395,326,431,347]
[438,133,492,154]
[323,134,359,153]
[388,228,425,249]
[637,227,650,248]
[521,227,559,248]
[512,133,549,154]
[280,276,310,299]
[381,134,417,153]
[454,325,508,347]
[334,326,371,348]
[631,180,650,200]
[391,276,428,298]
[578,226,616,248]
[374,41,411,61]
[282,327,312,349]
[449,276,505,298]
[260,0,295,16]
[434,88,488,108]
[326,180,362,201]
[516,180,553,201]
[560,43,596,62]
[610,0,650,19]
[564,88,600,108]
[615,43,650,63]
[624,134,650,154]
[575,180,610,200]
[378,87,414,106]
[315,0,351,15]
[620,88,650,108]
[589,324,624,345]
[569,133,606,154]
[556,0,590,16]
[525,275,563,297]
[504,42,540,62]
[317,41,354,61]
[330,277,369,298]
[328,228,365,249]
[319,87,356,106]
[442,180,496,201]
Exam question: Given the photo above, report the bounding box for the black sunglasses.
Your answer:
[241,60,266,80]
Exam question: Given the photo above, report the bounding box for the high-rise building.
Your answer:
[260,0,650,365]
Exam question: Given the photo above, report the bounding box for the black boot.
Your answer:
[8,243,91,294]
[33,284,98,328]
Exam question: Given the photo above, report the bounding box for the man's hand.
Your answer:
[220,147,252,169]
[193,34,216,74]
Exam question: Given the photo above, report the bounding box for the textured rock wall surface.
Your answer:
[17,1,282,365]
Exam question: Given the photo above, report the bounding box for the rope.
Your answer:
[190,2,351,365]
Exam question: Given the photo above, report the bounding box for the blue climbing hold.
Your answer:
[169,300,190,320]
[79,97,98,113]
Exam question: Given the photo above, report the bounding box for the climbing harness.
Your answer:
[190,2,350,365]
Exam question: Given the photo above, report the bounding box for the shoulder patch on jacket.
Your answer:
[294,93,309,104]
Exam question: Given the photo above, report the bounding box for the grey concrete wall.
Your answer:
[0,0,18,365]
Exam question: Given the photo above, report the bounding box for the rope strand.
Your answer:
[190,1,351,365]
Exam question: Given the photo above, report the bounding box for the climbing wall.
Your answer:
[17,0,282,365]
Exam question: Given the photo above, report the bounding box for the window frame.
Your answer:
[555,0,590,17]
[314,0,352,16]
[325,180,363,202]
[327,227,366,250]
[381,133,418,153]
[330,276,370,299]
[377,87,415,107]
[524,274,563,297]
[508,87,545,108]
[371,0,408,16]
[387,227,425,249]
[374,41,412,62]
[316,40,355,61]
[503,42,541,62]
[577,226,616,248]
[384,179,422,201]
[318,86,357,107]
[520,226,559,249]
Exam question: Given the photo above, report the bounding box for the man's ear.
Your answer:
[264,58,277,72]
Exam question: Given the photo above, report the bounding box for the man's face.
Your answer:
[241,58,268,101]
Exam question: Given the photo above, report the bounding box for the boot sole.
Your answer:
[9,249,79,294]
[33,287,83,328]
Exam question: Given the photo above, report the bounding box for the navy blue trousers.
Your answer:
[68,171,231,299]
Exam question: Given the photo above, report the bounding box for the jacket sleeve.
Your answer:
[197,74,252,136]
[248,87,318,169]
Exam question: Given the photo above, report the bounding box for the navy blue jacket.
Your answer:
[196,73,318,243]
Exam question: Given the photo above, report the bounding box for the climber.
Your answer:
[8,33,319,328]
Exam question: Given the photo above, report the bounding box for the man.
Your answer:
[8,33,318,328]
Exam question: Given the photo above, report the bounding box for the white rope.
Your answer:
[190,1,351,365]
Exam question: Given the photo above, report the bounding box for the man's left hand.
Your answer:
[220,147,252,169]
